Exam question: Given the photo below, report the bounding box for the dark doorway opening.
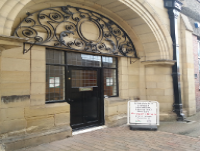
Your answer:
[46,50,118,130]
[67,67,103,130]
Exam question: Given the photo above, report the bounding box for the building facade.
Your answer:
[180,0,200,112]
[0,0,199,150]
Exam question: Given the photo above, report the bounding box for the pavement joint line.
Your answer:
[157,130,200,139]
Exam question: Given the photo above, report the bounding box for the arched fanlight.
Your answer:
[14,5,137,58]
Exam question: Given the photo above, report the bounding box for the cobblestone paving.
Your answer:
[17,126,200,151]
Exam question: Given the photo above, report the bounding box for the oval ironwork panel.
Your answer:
[14,5,137,57]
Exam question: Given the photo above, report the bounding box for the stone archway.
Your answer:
[0,0,172,61]
[0,0,177,122]
[0,1,180,150]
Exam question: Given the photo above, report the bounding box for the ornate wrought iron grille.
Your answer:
[14,5,137,57]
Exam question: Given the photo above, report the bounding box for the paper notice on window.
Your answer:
[55,77,60,88]
[49,77,60,88]
[49,77,54,88]
[106,77,113,86]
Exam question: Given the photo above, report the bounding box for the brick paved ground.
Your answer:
[17,125,200,151]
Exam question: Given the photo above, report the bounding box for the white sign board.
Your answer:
[127,101,159,125]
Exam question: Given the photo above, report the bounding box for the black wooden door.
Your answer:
[67,67,103,130]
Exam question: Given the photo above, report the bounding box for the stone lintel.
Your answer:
[141,60,176,66]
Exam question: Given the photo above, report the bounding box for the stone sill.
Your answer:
[104,97,127,105]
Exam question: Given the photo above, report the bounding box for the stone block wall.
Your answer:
[0,44,72,151]
[118,57,140,100]
[104,97,127,127]
[118,57,179,120]
[144,63,176,121]
[193,35,200,111]
[0,103,71,151]
[180,20,196,116]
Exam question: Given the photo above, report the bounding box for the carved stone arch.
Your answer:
[0,0,173,60]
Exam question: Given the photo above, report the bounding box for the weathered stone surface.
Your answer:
[30,94,45,106]
[1,126,72,151]
[0,108,24,121]
[106,106,118,116]
[55,113,70,126]
[105,114,127,127]
[2,47,30,60]
[31,72,45,83]
[1,71,30,84]
[4,140,25,151]
[0,109,6,121]
[1,95,30,108]
[24,135,50,148]
[1,119,26,134]
[26,116,54,133]
[31,60,45,72]
[25,103,70,118]
[31,47,45,61]
[118,104,127,114]
[30,83,45,95]
[1,57,30,72]
[49,128,72,142]
[160,112,176,121]
[104,97,127,106]
[104,97,128,127]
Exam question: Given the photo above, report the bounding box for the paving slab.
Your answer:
[16,124,200,151]
[158,111,200,137]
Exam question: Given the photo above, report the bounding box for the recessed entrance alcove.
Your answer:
[0,0,175,150]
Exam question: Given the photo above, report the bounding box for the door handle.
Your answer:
[68,98,74,102]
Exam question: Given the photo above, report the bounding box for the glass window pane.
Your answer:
[46,49,65,64]
[67,52,101,67]
[104,69,117,96]
[72,70,97,88]
[102,56,116,68]
[46,65,65,102]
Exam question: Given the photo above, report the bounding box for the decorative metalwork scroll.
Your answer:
[14,5,137,57]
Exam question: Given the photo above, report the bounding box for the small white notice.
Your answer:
[106,77,113,86]
[49,77,60,88]
[127,101,159,126]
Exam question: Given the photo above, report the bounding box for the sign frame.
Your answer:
[127,100,159,126]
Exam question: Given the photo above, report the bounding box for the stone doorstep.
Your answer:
[0,126,72,151]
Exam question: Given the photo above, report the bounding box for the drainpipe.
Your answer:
[164,0,185,121]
